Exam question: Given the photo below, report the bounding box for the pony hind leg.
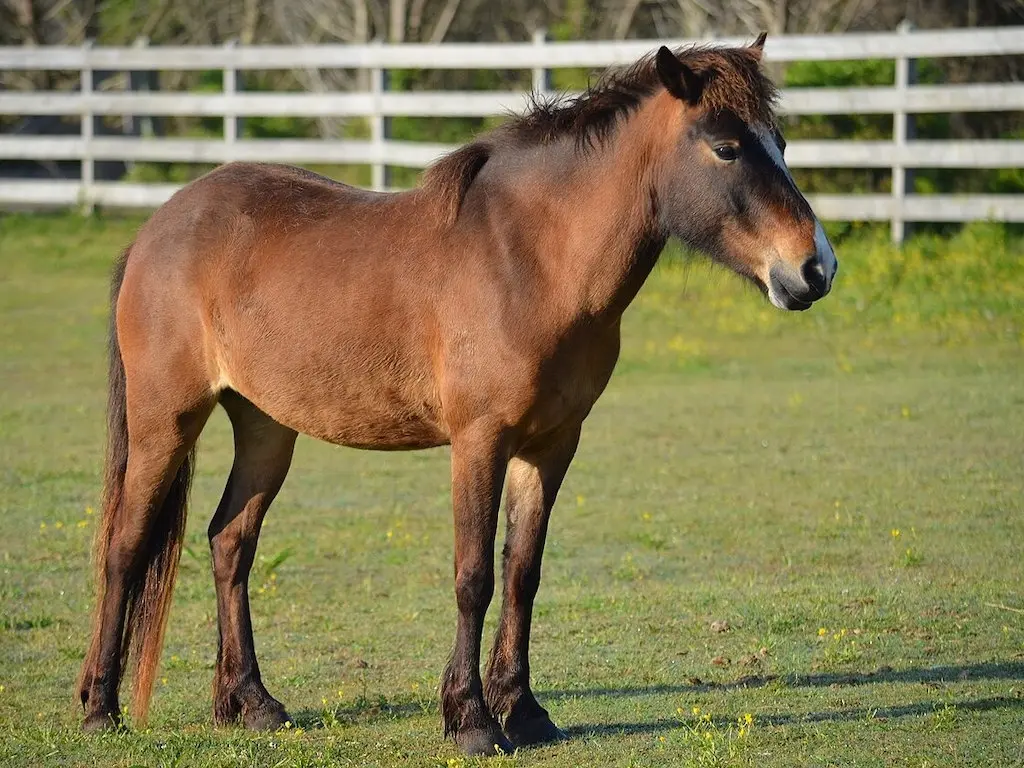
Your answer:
[79,388,214,731]
[209,391,297,730]
[484,428,580,747]
[80,240,218,730]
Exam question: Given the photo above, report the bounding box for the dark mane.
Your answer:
[419,44,778,224]
[420,141,492,225]
[504,44,779,150]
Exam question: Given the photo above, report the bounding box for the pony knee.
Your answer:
[455,561,494,616]
[501,546,542,605]
[208,528,247,586]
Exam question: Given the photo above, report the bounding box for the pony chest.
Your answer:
[520,331,621,432]
[438,319,620,437]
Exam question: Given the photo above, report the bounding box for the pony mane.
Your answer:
[420,141,492,226]
[418,44,778,225]
[505,44,779,150]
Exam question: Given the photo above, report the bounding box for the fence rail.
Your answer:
[3,26,1024,70]
[4,136,1023,170]
[2,24,1023,241]
[5,82,1024,118]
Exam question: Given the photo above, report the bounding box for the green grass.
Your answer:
[1,213,1023,767]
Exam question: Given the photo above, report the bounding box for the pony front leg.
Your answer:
[441,422,513,756]
[484,428,579,746]
[208,394,297,730]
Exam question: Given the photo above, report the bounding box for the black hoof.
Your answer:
[456,725,516,756]
[504,714,568,747]
[243,702,291,731]
[82,711,120,733]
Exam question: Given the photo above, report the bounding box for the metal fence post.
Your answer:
[80,39,95,214]
[892,20,917,244]
[532,28,550,96]
[370,39,389,192]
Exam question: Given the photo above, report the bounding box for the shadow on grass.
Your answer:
[287,661,1024,732]
[556,661,1024,741]
[563,695,1024,739]
[546,660,1024,701]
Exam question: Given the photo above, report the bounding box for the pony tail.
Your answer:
[127,443,194,723]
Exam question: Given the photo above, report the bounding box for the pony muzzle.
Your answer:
[766,223,837,311]
[767,256,836,311]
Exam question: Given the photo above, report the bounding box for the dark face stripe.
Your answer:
[690,110,813,223]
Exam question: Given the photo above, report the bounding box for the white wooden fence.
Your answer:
[2,24,1023,241]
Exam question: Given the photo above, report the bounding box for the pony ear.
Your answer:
[750,32,768,60]
[655,46,703,105]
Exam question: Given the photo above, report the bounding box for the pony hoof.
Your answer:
[504,714,568,747]
[456,725,515,756]
[243,703,291,731]
[82,712,120,733]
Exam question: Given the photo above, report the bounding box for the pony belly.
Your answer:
[207,315,447,450]
[229,377,450,451]
[301,409,450,451]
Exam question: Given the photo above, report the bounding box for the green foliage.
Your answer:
[784,57,896,88]
[782,59,893,143]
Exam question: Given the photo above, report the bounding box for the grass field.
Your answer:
[1,214,1022,767]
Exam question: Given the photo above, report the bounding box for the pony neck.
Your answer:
[514,91,677,323]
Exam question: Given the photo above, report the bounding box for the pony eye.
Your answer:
[713,145,739,162]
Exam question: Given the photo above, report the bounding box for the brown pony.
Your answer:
[77,37,836,756]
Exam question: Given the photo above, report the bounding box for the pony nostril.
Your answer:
[801,256,828,297]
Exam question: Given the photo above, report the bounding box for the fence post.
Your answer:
[80,39,95,214]
[532,28,550,96]
[223,40,240,161]
[128,37,156,139]
[370,39,390,192]
[892,20,917,244]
